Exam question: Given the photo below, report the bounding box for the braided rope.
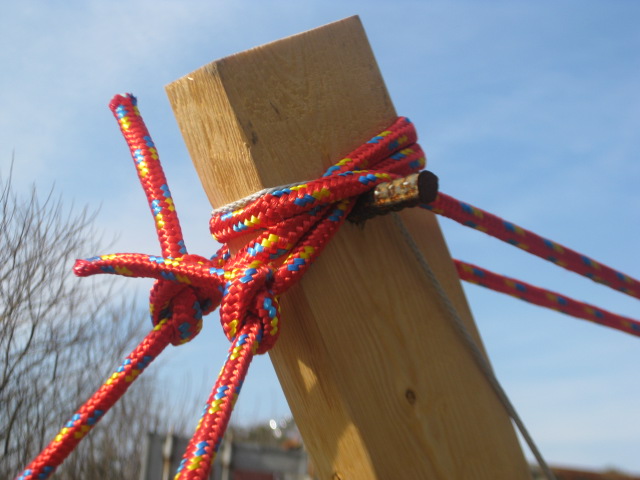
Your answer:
[423,193,640,299]
[16,96,426,480]
[455,260,640,337]
[224,177,640,339]
[16,94,220,480]
[17,92,637,480]
[16,322,173,480]
[211,180,311,216]
[177,117,425,479]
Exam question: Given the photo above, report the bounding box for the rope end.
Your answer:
[72,259,94,277]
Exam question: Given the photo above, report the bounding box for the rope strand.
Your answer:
[16,320,175,480]
[424,193,640,299]
[455,260,640,337]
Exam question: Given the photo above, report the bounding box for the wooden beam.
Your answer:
[166,16,531,480]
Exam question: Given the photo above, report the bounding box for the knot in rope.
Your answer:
[22,92,640,480]
[73,95,223,346]
[216,252,280,354]
[26,94,426,480]
[170,115,427,478]
[208,115,427,316]
[146,253,221,345]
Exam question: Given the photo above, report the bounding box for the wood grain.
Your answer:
[166,16,531,480]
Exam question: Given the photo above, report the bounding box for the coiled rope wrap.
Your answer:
[178,115,426,479]
[16,95,425,480]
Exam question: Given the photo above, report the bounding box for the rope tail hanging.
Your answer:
[419,195,640,337]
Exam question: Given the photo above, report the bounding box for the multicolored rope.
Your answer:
[423,193,640,299]
[16,95,425,480]
[17,92,639,480]
[15,324,173,480]
[455,260,640,337]
[16,94,222,480]
[176,116,425,480]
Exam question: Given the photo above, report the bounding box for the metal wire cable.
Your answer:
[391,212,556,480]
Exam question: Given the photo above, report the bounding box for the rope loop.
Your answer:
[147,253,221,345]
[73,245,224,348]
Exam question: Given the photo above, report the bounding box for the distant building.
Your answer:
[532,465,640,480]
[142,429,640,480]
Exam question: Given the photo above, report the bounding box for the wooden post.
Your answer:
[166,16,531,480]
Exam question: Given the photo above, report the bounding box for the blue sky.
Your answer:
[1,0,639,473]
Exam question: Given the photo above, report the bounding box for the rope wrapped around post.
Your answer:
[16,94,425,480]
[423,194,640,299]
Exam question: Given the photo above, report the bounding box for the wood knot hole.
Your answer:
[405,388,416,405]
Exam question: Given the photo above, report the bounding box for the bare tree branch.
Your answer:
[0,169,172,479]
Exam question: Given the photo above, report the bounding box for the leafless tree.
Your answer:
[0,169,167,479]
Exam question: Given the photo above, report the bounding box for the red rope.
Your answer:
[16,94,221,480]
[176,117,424,480]
[424,193,640,300]
[15,323,173,480]
[16,96,425,480]
[455,260,640,337]
[17,93,639,480]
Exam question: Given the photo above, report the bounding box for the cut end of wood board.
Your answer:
[166,15,395,209]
